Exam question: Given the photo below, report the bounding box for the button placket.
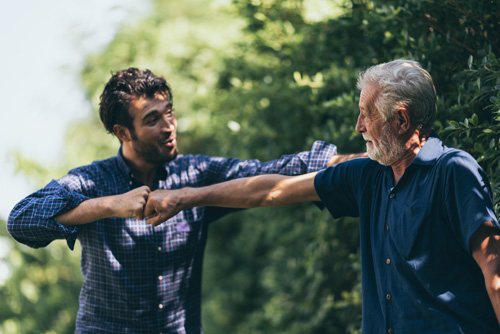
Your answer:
[385,187,396,334]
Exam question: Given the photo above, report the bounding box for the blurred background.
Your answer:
[0,0,499,333]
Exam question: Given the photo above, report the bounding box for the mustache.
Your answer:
[158,134,176,144]
[362,134,372,141]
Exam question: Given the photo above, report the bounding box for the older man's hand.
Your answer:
[144,189,185,226]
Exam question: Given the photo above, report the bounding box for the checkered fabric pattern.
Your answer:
[8,141,337,333]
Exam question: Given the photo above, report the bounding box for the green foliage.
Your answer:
[204,207,362,334]
[0,220,82,334]
[442,49,500,214]
[6,0,500,333]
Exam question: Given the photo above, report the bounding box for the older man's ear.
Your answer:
[396,107,411,134]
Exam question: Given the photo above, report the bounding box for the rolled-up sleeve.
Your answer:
[202,140,338,183]
[278,140,339,175]
[7,173,93,250]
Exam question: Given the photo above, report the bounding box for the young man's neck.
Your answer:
[121,148,159,188]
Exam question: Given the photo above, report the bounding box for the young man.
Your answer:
[7,68,360,333]
[144,60,500,334]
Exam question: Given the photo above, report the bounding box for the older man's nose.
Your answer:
[355,113,365,133]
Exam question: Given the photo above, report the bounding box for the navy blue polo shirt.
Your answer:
[315,132,500,334]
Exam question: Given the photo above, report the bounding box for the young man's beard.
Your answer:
[367,123,406,166]
[130,131,178,165]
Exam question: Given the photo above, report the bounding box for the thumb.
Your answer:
[146,213,167,227]
[144,200,157,218]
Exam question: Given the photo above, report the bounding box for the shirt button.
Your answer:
[386,293,392,301]
[385,224,390,231]
[388,328,394,334]
[158,247,162,251]
[386,258,391,265]
[129,181,133,186]
[389,193,395,199]
[158,304,164,309]
[158,276,163,281]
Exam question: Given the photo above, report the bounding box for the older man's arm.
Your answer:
[144,172,319,226]
[328,152,367,166]
[471,221,500,324]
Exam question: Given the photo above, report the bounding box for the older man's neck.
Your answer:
[391,130,429,184]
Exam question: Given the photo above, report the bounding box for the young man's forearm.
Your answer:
[328,152,367,166]
[56,186,150,226]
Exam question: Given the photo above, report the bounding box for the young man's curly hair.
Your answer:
[99,68,173,135]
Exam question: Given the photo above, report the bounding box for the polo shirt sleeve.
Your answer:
[7,170,93,250]
[442,151,500,253]
[314,158,368,218]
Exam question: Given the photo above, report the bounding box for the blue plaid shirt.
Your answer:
[8,141,336,334]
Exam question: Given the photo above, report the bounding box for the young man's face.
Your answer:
[127,92,178,165]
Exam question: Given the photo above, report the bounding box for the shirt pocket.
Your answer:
[390,205,431,261]
[166,209,203,247]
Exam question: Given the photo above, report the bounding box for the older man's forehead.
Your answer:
[360,84,379,103]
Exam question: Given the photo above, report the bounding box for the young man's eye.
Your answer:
[164,110,174,120]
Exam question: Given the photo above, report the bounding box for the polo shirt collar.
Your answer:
[411,130,445,166]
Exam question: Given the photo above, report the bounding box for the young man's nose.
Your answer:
[160,116,175,131]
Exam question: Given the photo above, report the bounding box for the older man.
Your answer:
[145,60,500,333]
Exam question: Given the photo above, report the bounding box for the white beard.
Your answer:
[366,123,406,166]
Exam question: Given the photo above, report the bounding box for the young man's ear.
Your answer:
[396,107,411,134]
[113,124,132,143]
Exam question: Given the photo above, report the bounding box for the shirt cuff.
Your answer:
[49,182,90,250]
[305,140,338,173]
